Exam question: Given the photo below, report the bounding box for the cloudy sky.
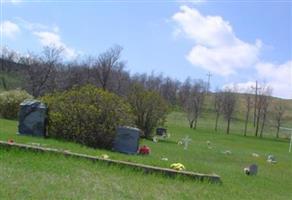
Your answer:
[1,0,291,98]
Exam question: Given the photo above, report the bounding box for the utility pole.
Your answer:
[206,72,212,94]
[251,81,261,127]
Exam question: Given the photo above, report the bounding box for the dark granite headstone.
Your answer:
[244,164,258,175]
[156,127,167,136]
[18,100,48,137]
[113,126,140,154]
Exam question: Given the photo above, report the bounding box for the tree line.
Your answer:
[0,45,287,138]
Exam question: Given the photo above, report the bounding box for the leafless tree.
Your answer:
[109,63,131,96]
[93,45,123,91]
[254,85,272,137]
[214,90,224,132]
[222,87,237,134]
[178,78,192,108]
[184,81,205,129]
[160,77,180,105]
[243,91,252,136]
[252,81,261,127]
[20,46,62,97]
[145,72,163,92]
[274,104,285,138]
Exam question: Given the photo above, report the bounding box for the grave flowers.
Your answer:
[139,145,151,155]
[100,154,109,159]
[8,139,14,144]
[170,163,185,171]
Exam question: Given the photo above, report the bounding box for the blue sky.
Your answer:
[1,0,291,98]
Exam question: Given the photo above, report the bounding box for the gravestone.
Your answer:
[113,126,140,154]
[181,136,191,150]
[18,100,48,137]
[244,164,258,175]
[267,155,277,163]
[156,127,167,136]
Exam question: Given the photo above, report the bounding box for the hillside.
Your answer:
[0,113,292,199]
[1,59,291,137]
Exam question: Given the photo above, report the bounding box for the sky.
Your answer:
[1,0,292,99]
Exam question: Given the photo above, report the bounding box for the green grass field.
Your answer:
[0,113,292,199]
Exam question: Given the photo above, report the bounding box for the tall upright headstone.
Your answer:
[113,126,140,154]
[18,100,48,137]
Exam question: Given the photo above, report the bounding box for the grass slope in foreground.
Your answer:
[0,113,292,199]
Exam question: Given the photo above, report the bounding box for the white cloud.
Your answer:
[9,18,77,60]
[33,31,77,60]
[177,0,207,5]
[16,18,57,32]
[172,5,262,76]
[0,20,20,39]
[9,0,23,4]
[256,61,292,99]
[223,61,292,99]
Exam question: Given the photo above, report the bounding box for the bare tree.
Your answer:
[160,77,180,105]
[178,78,192,108]
[110,63,131,96]
[145,72,163,92]
[254,85,272,137]
[243,91,252,136]
[274,104,285,138]
[259,93,271,138]
[214,90,223,132]
[20,46,62,97]
[93,45,123,91]
[252,81,261,127]
[184,81,205,129]
[222,88,236,134]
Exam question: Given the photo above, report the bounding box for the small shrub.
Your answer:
[0,89,33,119]
[42,85,134,149]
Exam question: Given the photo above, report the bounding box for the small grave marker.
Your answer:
[181,136,191,150]
[267,155,277,164]
[244,164,258,175]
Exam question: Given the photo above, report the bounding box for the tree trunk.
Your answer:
[244,109,250,136]
[226,118,231,134]
[189,120,194,129]
[260,111,267,138]
[193,118,198,130]
[255,109,261,137]
[0,76,7,90]
[215,113,219,132]
[276,124,280,138]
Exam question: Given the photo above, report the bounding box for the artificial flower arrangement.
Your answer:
[170,163,185,171]
[138,145,151,155]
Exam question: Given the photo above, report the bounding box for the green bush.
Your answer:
[0,89,33,119]
[128,84,168,138]
[42,85,134,149]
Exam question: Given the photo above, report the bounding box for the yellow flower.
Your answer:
[170,163,185,171]
[101,154,109,159]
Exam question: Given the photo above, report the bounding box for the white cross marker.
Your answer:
[181,136,191,150]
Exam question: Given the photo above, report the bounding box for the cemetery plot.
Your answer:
[0,140,221,183]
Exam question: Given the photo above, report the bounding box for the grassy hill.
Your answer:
[200,93,292,138]
[0,72,24,92]
[1,113,292,199]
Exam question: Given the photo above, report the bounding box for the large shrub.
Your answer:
[42,85,134,149]
[0,89,33,119]
[128,84,168,138]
